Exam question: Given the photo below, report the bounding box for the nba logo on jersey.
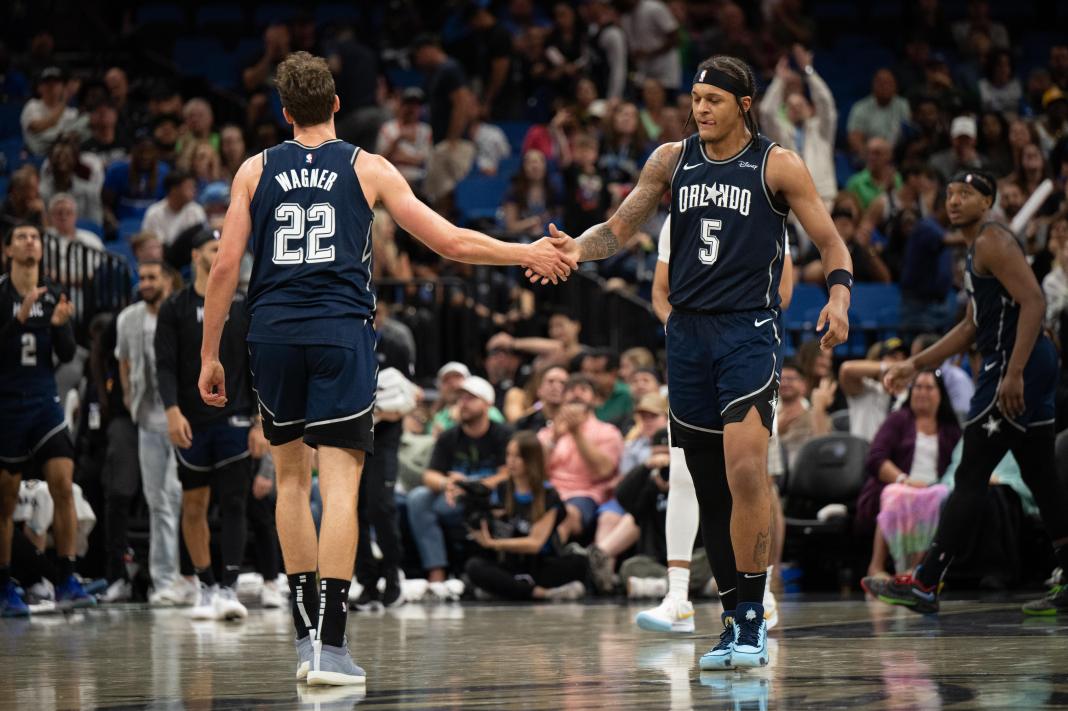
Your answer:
[305,153,314,164]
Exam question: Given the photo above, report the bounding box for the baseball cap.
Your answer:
[950,115,977,139]
[874,337,907,359]
[635,393,669,417]
[401,87,425,104]
[1043,86,1067,109]
[198,181,230,206]
[437,361,471,382]
[191,227,220,249]
[459,375,495,405]
[39,66,64,82]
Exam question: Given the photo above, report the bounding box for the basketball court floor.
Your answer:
[3,595,1066,709]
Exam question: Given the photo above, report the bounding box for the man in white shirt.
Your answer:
[45,193,104,286]
[20,67,87,156]
[141,171,207,247]
[375,88,432,189]
[839,338,908,441]
[618,0,681,90]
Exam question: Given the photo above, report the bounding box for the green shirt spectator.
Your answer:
[596,378,635,428]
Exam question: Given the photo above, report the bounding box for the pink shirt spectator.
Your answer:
[538,418,624,504]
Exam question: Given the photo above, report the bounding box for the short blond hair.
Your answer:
[275,51,336,127]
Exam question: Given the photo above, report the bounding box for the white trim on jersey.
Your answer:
[698,139,749,165]
[285,138,343,150]
[305,400,376,428]
[719,352,777,416]
[760,141,790,217]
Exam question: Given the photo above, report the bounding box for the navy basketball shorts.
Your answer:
[248,322,377,454]
[0,393,74,474]
[667,308,781,448]
[965,335,1058,434]
[175,416,252,490]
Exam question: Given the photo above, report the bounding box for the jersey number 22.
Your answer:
[273,203,336,265]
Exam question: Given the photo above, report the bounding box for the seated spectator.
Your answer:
[103,131,170,222]
[514,365,568,432]
[930,115,986,181]
[1037,86,1068,155]
[620,346,655,382]
[858,370,961,578]
[977,111,1013,178]
[862,162,937,280]
[407,376,512,593]
[465,431,587,601]
[1044,215,1068,337]
[544,1,587,94]
[44,192,104,284]
[538,375,624,542]
[81,100,129,168]
[180,140,224,190]
[21,66,85,156]
[627,366,662,402]
[900,194,955,333]
[40,138,104,227]
[485,341,527,413]
[429,362,506,436]
[1,165,45,229]
[846,137,901,210]
[979,50,1023,114]
[776,360,834,470]
[219,124,247,181]
[802,192,891,284]
[141,171,207,247]
[619,393,669,476]
[375,88,432,191]
[370,208,413,282]
[468,113,511,176]
[839,338,909,441]
[179,98,218,154]
[130,230,164,266]
[489,307,586,370]
[522,107,576,167]
[909,334,975,422]
[638,78,670,142]
[599,102,650,202]
[580,348,635,429]
[561,131,611,238]
[951,0,1009,52]
[897,96,949,168]
[846,69,911,157]
[152,113,181,168]
[502,149,561,237]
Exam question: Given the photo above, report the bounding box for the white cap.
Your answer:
[436,361,470,382]
[950,115,977,139]
[459,375,496,405]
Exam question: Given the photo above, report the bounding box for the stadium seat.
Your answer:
[496,121,533,155]
[496,156,521,179]
[254,4,297,27]
[454,174,509,225]
[195,3,245,31]
[784,283,826,327]
[830,410,851,433]
[0,176,8,201]
[0,136,26,174]
[850,283,901,333]
[173,37,238,91]
[385,67,424,90]
[784,434,869,533]
[135,3,185,28]
[118,218,145,243]
[0,103,22,140]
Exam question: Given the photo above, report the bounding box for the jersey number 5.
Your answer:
[699,218,721,266]
[273,203,336,265]
[21,333,36,367]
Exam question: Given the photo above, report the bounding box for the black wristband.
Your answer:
[827,269,853,291]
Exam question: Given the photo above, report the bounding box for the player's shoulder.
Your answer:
[645,139,685,180]
[976,220,1023,253]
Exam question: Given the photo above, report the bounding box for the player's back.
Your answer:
[668,133,788,314]
[248,138,375,348]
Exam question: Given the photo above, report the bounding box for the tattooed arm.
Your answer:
[530,142,681,277]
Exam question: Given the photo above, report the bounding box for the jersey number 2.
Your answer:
[699,218,721,265]
[20,333,36,366]
[273,203,336,265]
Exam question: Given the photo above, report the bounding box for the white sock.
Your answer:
[667,567,690,601]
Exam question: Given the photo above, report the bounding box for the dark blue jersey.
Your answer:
[248,138,375,348]
[0,275,75,398]
[964,222,1025,358]
[668,133,789,314]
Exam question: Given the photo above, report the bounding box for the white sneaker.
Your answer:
[347,578,364,604]
[427,581,462,602]
[100,579,132,603]
[29,579,55,602]
[214,586,248,621]
[626,576,668,599]
[191,583,218,619]
[635,595,696,634]
[261,580,285,609]
[763,589,779,630]
[402,578,429,602]
[152,578,198,606]
[274,573,291,597]
[544,581,586,601]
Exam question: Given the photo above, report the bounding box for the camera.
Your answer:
[456,479,514,540]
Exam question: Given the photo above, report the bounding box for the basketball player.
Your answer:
[198,52,575,687]
[0,222,95,616]
[541,56,851,668]
[864,171,1068,616]
[635,216,793,635]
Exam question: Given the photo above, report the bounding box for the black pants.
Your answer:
[464,554,587,600]
[11,525,58,586]
[102,417,140,583]
[247,481,280,581]
[355,433,402,587]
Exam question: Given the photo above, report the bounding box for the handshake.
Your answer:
[523,224,581,286]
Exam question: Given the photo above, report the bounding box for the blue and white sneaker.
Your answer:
[55,575,97,609]
[699,611,737,670]
[295,635,313,680]
[1,580,30,617]
[731,602,768,668]
[307,637,368,686]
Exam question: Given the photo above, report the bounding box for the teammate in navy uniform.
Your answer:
[865,171,1068,616]
[543,55,852,669]
[0,222,95,616]
[197,52,575,687]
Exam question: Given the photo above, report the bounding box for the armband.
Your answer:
[827,269,853,292]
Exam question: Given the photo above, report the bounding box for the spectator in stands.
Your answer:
[580,349,635,430]
[490,307,585,370]
[858,369,960,578]
[115,260,187,604]
[627,366,662,402]
[152,113,181,168]
[797,339,844,409]
[430,362,507,436]
[895,35,932,96]
[539,375,624,542]
[465,431,587,601]
[619,393,669,476]
[759,47,837,206]
[467,110,512,177]
[600,102,650,202]
[911,52,965,118]
[375,88,432,192]
[776,360,834,470]
[802,192,891,284]
[181,140,224,191]
[1,165,45,228]
[952,0,1009,52]
[994,177,1026,227]
[909,334,975,421]
[839,338,908,442]
[637,79,670,143]
[847,69,911,158]
[930,115,986,181]
[102,131,170,223]
[81,101,128,168]
[40,139,103,227]
[179,98,217,154]
[766,0,815,49]
[103,67,136,134]
[242,23,290,95]
[141,171,207,247]
[847,137,900,210]
[862,162,938,280]
[1043,216,1068,338]
[897,96,949,167]
[408,376,512,594]
[502,149,560,237]
[218,125,246,181]
[544,1,587,95]
[619,347,655,382]
[978,50,1022,114]
[1037,87,1068,154]
[617,0,679,90]
[900,192,955,333]
[485,341,526,412]
[1011,143,1050,207]
[1008,118,1040,174]
[45,193,104,281]
[584,0,628,101]
[977,111,1013,177]
[561,131,610,238]
[370,209,413,283]
[130,230,163,266]
[463,3,517,121]
[514,365,568,432]
[21,66,85,156]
